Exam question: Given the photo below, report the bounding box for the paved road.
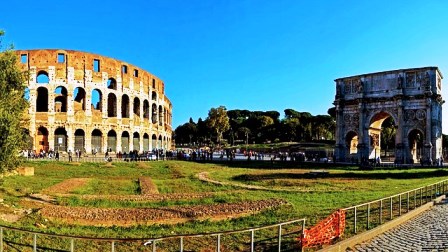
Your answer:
[349,201,448,252]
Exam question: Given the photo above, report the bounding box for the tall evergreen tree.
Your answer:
[0,31,29,172]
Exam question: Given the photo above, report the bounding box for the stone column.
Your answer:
[395,101,405,164]
[424,98,433,164]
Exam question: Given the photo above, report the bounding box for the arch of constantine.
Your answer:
[334,67,444,165]
[16,49,172,154]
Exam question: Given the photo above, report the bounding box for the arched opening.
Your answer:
[91,89,102,111]
[133,97,140,118]
[74,129,85,152]
[163,136,167,149]
[345,131,358,161]
[369,112,396,163]
[36,126,49,152]
[54,127,68,152]
[74,87,86,111]
[91,129,103,153]
[24,87,30,101]
[36,71,49,84]
[143,100,150,119]
[133,132,140,152]
[36,87,48,112]
[152,91,157,101]
[107,130,117,152]
[158,135,162,149]
[158,105,163,126]
[152,103,157,124]
[409,129,424,164]
[143,133,149,151]
[107,78,117,90]
[54,86,68,112]
[22,128,33,150]
[152,134,157,150]
[121,94,129,118]
[121,131,130,153]
[108,93,117,117]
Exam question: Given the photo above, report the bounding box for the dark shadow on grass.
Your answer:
[232,169,448,181]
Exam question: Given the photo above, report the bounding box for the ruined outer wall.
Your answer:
[16,49,172,153]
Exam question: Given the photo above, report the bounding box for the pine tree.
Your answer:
[0,30,29,172]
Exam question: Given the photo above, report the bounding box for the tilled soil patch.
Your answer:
[139,177,159,194]
[55,192,217,202]
[43,178,91,194]
[40,199,288,226]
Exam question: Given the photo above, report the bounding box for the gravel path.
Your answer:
[349,202,448,252]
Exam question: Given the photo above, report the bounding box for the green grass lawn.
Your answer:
[1,160,447,241]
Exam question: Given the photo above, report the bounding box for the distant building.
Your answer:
[17,49,172,154]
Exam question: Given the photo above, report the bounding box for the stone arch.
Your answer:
[408,128,424,164]
[74,129,85,152]
[24,87,30,101]
[36,126,49,152]
[36,71,49,84]
[133,132,140,152]
[334,67,443,165]
[152,91,157,101]
[121,131,130,153]
[36,86,48,112]
[158,135,162,149]
[158,105,163,126]
[152,134,157,150]
[54,127,68,152]
[367,111,397,161]
[91,129,103,153]
[133,97,140,118]
[91,89,102,111]
[143,100,150,119]
[121,94,129,118]
[143,133,150,151]
[107,78,117,90]
[107,130,117,152]
[152,103,157,123]
[108,93,117,117]
[74,87,86,111]
[54,86,68,112]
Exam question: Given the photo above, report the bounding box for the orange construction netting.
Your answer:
[300,209,346,248]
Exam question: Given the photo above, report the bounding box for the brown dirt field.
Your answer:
[39,199,288,226]
[54,191,220,202]
[139,177,159,194]
[43,178,91,194]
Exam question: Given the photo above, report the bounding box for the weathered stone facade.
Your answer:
[17,49,172,154]
[334,67,444,164]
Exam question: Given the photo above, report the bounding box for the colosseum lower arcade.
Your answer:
[17,49,173,154]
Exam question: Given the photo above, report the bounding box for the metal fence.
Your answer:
[342,179,448,236]
[0,218,306,252]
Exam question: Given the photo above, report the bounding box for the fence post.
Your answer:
[70,239,74,252]
[111,241,115,252]
[33,233,37,252]
[420,188,423,206]
[301,220,306,252]
[180,237,183,252]
[153,240,156,252]
[278,224,282,252]
[407,192,409,212]
[367,203,370,230]
[390,197,393,220]
[0,227,3,252]
[379,200,383,225]
[354,206,357,234]
[216,234,221,252]
[251,229,255,252]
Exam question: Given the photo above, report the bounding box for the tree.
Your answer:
[206,106,230,144]
[0,30,29,172]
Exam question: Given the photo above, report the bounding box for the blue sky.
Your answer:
[2,0,448,132]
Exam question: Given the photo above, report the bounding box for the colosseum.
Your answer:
[16,49,172,155]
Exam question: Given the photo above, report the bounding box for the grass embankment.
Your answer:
[0,160,447,250]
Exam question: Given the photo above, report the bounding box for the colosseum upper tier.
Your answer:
[16,49,172,154]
